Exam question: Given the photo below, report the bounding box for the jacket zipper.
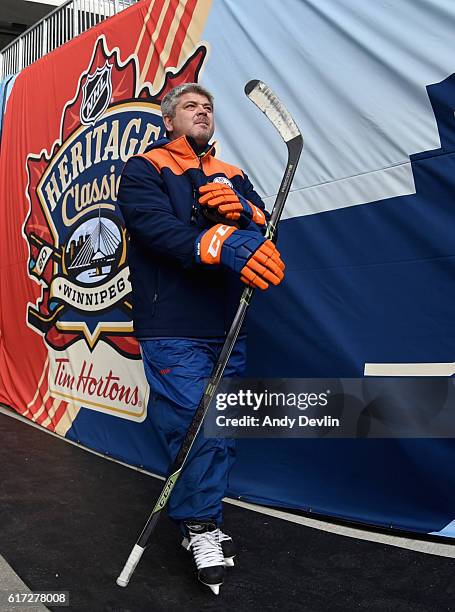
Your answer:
[190,154,205,223]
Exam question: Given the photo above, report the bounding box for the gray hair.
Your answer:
[161,83,214,118]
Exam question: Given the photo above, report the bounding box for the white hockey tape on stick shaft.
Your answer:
[116,544,145,587]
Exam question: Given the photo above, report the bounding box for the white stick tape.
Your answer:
[116,544,145,587]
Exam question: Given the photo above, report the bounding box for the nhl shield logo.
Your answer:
[81,61,113,125]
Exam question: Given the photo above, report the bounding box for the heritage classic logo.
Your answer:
[22,36,208,421]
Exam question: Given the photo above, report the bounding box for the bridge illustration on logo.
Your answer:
[66,210,121,283]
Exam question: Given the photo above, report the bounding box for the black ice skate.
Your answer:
[182,520,225,595]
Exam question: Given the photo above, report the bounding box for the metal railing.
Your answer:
[0,0,138,79]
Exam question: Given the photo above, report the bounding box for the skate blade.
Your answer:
[199,577,223,595]
[224,557,235,567]
[207,583,221,595]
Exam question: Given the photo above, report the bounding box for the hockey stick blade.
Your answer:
[245,80,301,143]
[245,80,303,235]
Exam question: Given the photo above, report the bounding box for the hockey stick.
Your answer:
[117,80,303,587]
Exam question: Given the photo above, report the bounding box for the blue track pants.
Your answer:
[140,337,246,527]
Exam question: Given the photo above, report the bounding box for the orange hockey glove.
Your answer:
[199,183,267,227]
[195,224,285,290]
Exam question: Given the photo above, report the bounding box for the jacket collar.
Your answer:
[161,135,216,159]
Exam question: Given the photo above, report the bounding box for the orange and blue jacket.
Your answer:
[118,135,268,338]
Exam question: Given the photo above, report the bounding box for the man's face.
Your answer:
[163,92,214,145]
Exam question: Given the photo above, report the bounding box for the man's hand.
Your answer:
[195,224,285,290]
[199,183,266,227]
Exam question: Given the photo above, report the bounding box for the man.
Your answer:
[118,83,285,594]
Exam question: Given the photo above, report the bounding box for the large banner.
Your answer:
[1,0,455,537]
[0,0,212,434]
